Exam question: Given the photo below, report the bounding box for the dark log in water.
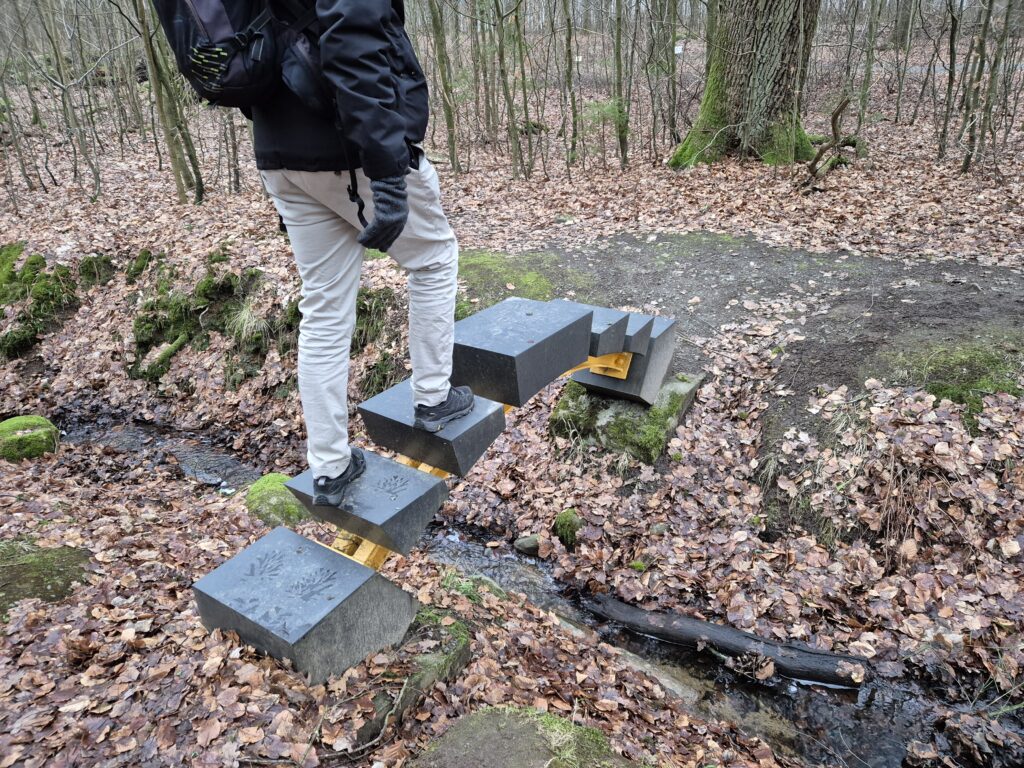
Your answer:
[586,594,870,688]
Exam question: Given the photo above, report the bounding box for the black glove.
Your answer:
[358,175,408,252]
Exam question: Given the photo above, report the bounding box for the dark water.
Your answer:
[64,420,959,767]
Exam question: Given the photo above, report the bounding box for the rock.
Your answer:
[649,522,670,537]
[193,527,418,684]
[0,539,90,618]
[410,707,634,768]
[551,373,705,464]
[356,607,473,745]
[0,415,59,462]
[514,534,540,556]
[244,473,308,527]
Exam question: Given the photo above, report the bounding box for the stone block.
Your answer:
[193,527,418,684]
[358,378,505,476]
[286,451,448,555]
[623,314,655,355]
[572,316,677,405]
[451,297,592,406]
[550,299,628,356]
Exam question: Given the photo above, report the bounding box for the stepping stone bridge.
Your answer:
[193,297,678,682]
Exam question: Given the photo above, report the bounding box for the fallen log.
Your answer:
[585,593,870,688]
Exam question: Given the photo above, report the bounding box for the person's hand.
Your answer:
[358,175,408,252]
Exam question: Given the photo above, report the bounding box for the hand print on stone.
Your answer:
[374,474,410,500]
[286,567,339,602]
[245,550,285,580]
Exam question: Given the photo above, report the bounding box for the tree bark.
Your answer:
[669,0,821,167]
[586,594,870,688]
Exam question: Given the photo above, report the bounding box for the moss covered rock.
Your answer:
[0,539,90,620]
[412,707,632,768]
[551,374,704,464]
[0,415,59,461]
[553,509,583,549]
[244,473,308,527]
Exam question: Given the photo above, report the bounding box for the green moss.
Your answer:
[553,509,583,548]
[629,560,647,572]
[0,242,26,303]
[550,381,600,438]
[415,606,471,643]
[78,254,115,289]
[206,246,230,265]
[669,54,728,168]
[760,119,816,165]
[352,286,398,355]
[887,340,1024,434]
[364,248,388,261]
[459,250,555,307]
[130,269,251,382]
[454,294,477,320]
[440,568,508,607]
[0,248,78,359]
[529,709,617,768]
[602,386,687,465]
[0,539,89,621]
[0,415,59,461]
[126,250,153,283]
[244,473,308,527]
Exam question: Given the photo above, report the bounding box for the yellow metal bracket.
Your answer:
[395,454,451,479]
[318,529,395,572]
[563,351,633,380]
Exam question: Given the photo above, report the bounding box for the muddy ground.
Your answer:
[473,232,1024,449]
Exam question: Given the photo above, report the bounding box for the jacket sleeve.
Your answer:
[316,0,409,179]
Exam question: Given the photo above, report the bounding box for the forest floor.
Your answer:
[0,112,1023,768]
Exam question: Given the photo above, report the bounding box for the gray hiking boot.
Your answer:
[313,448,366,507]
[413,386,475,433]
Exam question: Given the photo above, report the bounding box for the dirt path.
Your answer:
[496,231,1024,443]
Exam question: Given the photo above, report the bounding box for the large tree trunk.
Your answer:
[670,0,821,167]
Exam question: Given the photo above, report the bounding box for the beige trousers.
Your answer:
[262,161,459,479]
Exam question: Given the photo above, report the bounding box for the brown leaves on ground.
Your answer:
[0,449,779,767]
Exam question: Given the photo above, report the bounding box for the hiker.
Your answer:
[252,0,474,505]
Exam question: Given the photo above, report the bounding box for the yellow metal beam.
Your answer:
[395,454,451,479]
[563,351,633,380]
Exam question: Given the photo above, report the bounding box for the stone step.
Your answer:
[623,313,655,355]
[571,315,677,405]
[193,527,418,684]
[451,297,592,406]
[285,450,448,555]
[358,378,506,476]
[550,299,628,356]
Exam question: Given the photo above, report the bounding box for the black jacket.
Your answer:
[251,0,429,178]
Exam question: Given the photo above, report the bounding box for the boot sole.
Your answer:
[413,403,474,433]
[313,454,367,506]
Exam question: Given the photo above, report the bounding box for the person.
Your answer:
[251,0,473,507]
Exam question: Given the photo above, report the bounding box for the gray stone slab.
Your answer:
[623,314,655,355]
[285,451,448,554]
[193,527,418,684]
[571,316,677,405]
[550,299,628,356]
[451,297,592,406]
[358,378,506,476]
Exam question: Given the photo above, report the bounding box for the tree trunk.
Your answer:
[669,0,821,167]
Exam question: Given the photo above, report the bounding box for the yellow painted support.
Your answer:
[316,528,395,571]
[351,538,392,570]
[395,454,451,479]
[329,530,361,556]
[563,351,633,380]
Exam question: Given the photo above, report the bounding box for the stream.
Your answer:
[61,419,941,768]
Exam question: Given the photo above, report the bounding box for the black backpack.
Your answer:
[152,0,278,107]
[152,0,327,111]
